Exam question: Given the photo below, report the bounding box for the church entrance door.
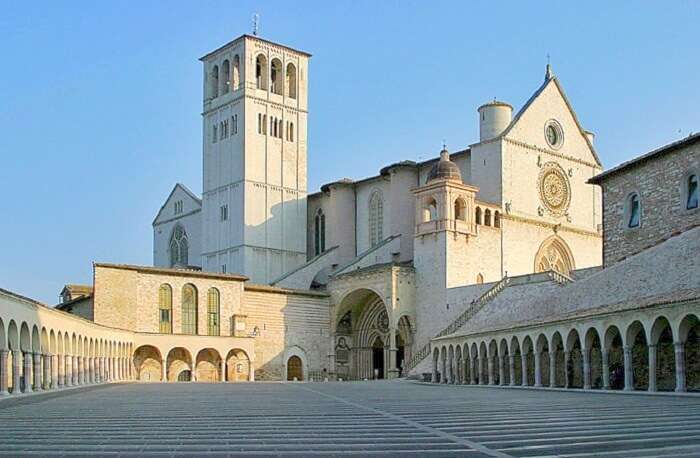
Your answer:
[372,337,385,379]
[287,356,303,381]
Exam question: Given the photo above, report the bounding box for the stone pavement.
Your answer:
[1,381,699,457]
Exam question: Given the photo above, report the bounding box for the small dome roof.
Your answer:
[427,148,462,183]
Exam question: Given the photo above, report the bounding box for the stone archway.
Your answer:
[287,356,303,381]
[534,236,575,276]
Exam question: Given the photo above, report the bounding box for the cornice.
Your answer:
[504,138,601,169]
[153,209,201,227]
[502,212,601,238]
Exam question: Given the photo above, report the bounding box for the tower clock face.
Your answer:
[538,162,571,216]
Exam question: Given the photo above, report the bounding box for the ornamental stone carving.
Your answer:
[538,162,571,216]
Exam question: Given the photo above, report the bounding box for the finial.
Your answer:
[252,13,260,36]
[441,139,447,151]
[545,54,553,80]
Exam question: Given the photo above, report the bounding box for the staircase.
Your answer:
[405,276,511,373]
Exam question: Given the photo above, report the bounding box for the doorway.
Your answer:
[372,337,385,379]
[287,356,303,381]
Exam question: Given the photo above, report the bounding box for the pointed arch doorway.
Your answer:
[372,337,385,379]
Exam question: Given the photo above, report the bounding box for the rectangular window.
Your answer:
[257,114,261,134]
[232,115,238,135]
[221,264,226,273]
[220,204,228,221]
[263,115,267,135]
[213,124,218,143]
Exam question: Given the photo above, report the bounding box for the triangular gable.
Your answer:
[500,73,602,167]
[152,183,202,226]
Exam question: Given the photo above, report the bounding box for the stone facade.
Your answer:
[589,133,700,266]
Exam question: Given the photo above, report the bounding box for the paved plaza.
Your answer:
[1,381,700,457]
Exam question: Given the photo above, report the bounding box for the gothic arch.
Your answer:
[534,235,575,276]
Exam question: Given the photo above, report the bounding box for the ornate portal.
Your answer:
[538,162,571,216]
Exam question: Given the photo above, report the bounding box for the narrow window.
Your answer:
[628,194,640,228]
[263,115,267,135]
[290,122,294,142]
[314,209,325,255]
[169,224,188,267]
[454,198,466,221]
[221,264,226,273]
[271,59,283,95]
[220,204,228,221]
[256,55,268,90]
[278,119,283,139]
[494,211,501,228]
[211,65,219,98]
[232,55,240,90]
[687,174,698,209]
[476,273,484,284]
[484,209,491,226]
[475,207,482,225]
[213,124,218,143]
[207,288,220,336]
[181,284,198,335]
[221,60,230,94]
[369,191,384,247]
[286,63,297,99]
[158,284,172,333]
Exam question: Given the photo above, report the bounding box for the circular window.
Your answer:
[538,162,571,216]
[545,120,564,149]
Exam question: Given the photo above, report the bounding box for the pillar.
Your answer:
[220,360,225,382]
[161,359,167,382]
[623,346,633,391]
[508,355,515,386]
[583,348,592,390]
[91,358,97,383]
[520,353,528,387]
[100,357,105,382]
[534,352,542,387]
[64,355,72,387]
[12,351,22,394]
[471,358,477,385]
[674,342,686,393]
[32,352,42,391]
[23,351,33,393]
[42,354,51,390]
[549,351,557,387]
[479,357,487,385]
[79,357,85,385]
[50,355,57,389]
[647,344,657,392]
[563,351,570,389]
[72,355,78,385]
[487,356,494,385]
[431,357,437,383]
[498,356,505,386]
[387,328,399,380]
[0,349,9,395]
[601,349,610,390]
[57,354,64,387]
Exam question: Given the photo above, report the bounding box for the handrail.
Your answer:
[405,276,511,372]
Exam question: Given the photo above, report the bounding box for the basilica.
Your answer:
[0,33,698,394]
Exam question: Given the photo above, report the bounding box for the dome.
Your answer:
[427,148,462,183]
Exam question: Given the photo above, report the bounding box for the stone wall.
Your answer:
[598,141,699,266]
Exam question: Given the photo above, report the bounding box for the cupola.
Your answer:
[427,148,462,183]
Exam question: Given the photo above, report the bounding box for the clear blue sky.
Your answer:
[1,1,698,304]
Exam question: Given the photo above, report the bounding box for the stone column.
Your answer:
[549,351,557,388]
[647,344,657,392]
[57,354,64,387]
[508,355,515,386]
[71,355,78,385]
[479,358,487,385]
[471,358,477,385]
[431,358,437,383]
[50,355,57,389]
[33,352,42,391]
[80,357,86,385]
[520,353,528,387]
[92,358,97,383]
[623,346,633,391]
[161,359,167,382]
[23,352,33,393]
[387,328,399,380]
[64,355,72,387]
[674,342,686,393]
[42,354,51,390]
[100,357,106,382]
[220,360,226,382]
[563,351,570,389]
[0,349,9,395]
[498,356,505,386]
[534,352,542,387]
[12,351,22,394]
[583,349,592,390]
[487,356,494,385]
[601,350,610,390]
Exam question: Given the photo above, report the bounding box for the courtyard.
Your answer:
[1,382,699,456]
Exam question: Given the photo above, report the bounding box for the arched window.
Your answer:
[221,60,230,94]
[169,225,189,267]
[535,237,574,276]
[271,58,283,95]
[286,63,297,99]
[207,288,220,336]
[232,55,240,90]
[423,197,437,222]
[454,198,466,221]
[278,119,283,138]
[314,209,326,255]
[475,207,482,225]
[626,193,641,228]
[158,284,172,334]
[369,191,384,247]
[255,55,268,90]
[182,284,198,335]
[686,174,698,210]
[476,273,484,284]
[484,209,492,226]
[211,65,219,98]
[494,211,501,228]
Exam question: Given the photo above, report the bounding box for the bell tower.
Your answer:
[199,34,310,282]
